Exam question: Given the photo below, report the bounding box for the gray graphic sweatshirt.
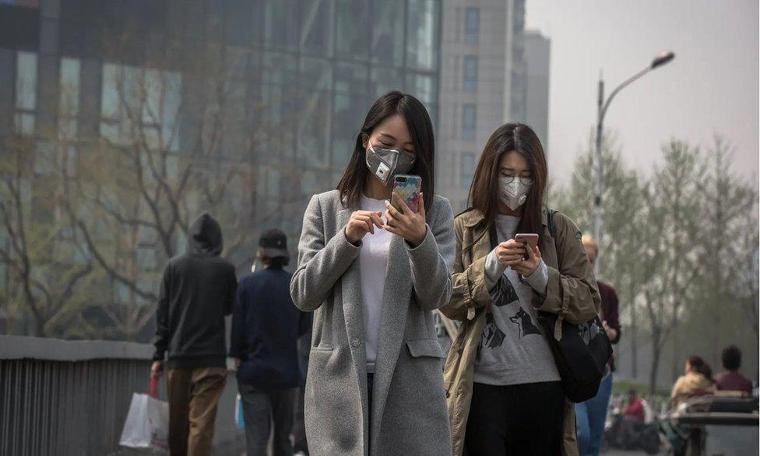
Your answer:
[473,214,561,386]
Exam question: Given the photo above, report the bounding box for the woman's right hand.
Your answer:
[494,239,526,266]
[345,210,384,244]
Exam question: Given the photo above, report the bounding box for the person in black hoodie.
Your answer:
[230,229,311,456]
[151,213,237,456]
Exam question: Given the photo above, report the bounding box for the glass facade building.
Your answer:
[0,0,442,339]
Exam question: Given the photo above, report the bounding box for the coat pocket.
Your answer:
[406,339,443,358]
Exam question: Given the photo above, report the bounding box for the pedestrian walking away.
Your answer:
[575,234,621,456]
[151,213,238,456]
[290,91,455,456]
[230,228,312,456]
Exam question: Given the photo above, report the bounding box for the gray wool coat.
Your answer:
[290,189,455,456]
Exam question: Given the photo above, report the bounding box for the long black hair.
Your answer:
[468,123,548,236]
[336,91,435,214]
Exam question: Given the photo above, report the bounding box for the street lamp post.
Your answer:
[593,51,675,272]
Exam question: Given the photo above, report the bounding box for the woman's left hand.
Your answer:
[385,192,427,247]
[508,241,542,277]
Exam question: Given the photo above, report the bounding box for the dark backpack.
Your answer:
[537,208,613,403]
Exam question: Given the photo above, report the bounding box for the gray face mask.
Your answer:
[365,144,416,185]
[499,176,533,210]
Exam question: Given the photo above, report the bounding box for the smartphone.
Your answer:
[392,174,422,213]
[514,233,539,259]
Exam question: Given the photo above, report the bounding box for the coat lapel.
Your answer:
[370,233,411,447]
[337,206,372,449]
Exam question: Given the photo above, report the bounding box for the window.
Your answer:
[371,67,403,97]
[460,152,476,188]
[264,0,299,50]
[462,104,476,140]
[336,0,370,60]
[464,7,479,44]
[59,58,80,139]
[332,91,368,166]
[463,55,478,91]
[371,0,405,66]
[14,51,37,135]
[334,62,368,95]
[100,63,182,152]
[407,0,438,70]
[297,91,331,168]
[405,73,437,124]
[301,0,333,56]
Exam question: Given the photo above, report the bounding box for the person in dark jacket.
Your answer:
[230,229,311,456]
[151,213,238,456]
[575,234,621,456]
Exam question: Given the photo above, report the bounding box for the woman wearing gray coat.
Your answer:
[290,92,455,456]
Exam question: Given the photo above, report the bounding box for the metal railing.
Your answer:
[0,335,242,456]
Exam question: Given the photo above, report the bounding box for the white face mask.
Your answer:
[499,176,533,210]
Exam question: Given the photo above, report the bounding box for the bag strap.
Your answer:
[544,207,565,340]
[546,207,559,240]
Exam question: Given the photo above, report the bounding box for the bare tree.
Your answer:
[57,38,301,340]
[0,134,93,337]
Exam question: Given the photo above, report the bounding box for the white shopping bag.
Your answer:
[119,376,169,451]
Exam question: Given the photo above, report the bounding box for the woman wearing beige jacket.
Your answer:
[440,123,600,456]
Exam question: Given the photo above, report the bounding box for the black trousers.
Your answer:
[293,386,308,454]
[239,384,296,456]
[465,381,565,456]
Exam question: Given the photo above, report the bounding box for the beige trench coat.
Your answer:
[439,208,601,456]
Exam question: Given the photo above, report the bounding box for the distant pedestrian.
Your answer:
[622,390,645,423]
[151,213,238,456]
[575,234,621,456]
[715,345,753,394]
[230,229,311,456]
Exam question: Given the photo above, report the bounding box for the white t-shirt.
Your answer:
[359,195,392,373]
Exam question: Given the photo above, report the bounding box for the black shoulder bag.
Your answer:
[537,209,613,403]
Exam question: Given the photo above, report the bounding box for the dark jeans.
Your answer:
[576,371,613,456]
[292,386,308,454]
[239,384,296,456]
[465,381,565,456]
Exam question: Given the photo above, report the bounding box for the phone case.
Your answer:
[514,233,539,248]
[393,175,422,213]
[514,234,539,260]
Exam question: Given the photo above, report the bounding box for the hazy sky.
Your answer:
[525,0,758,187]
